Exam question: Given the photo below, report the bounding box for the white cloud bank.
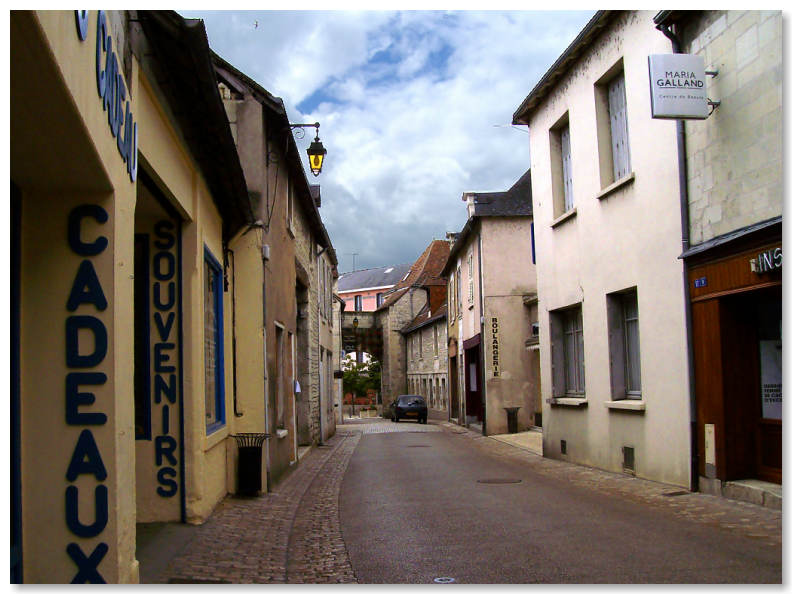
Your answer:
[181,10,595,272]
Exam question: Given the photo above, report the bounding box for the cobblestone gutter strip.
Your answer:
[441,423,781,546]
[159,431,360,584]
[286,431,361,583]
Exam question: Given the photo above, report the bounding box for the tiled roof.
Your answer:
[377,239,450,311]
[401,303,448,334]
[337,262,412,292]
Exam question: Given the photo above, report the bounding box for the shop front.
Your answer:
[687,221,782,486]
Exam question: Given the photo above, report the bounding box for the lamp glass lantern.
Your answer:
[307,135,327,177]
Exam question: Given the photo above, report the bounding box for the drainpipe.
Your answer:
[477,231,487,436]
[656,17,699,492]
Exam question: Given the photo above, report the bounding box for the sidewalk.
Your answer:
[138,430,360,584]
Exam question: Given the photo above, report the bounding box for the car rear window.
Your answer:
[399,396,425,405]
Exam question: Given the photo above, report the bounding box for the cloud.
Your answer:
[181,10,595,272]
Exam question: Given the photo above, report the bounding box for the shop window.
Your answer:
[550,304,585,397]
[595,62,632,189]
[607,289,641,399]
[204,247,225,433]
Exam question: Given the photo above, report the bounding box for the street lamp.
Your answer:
[352,316,359,417]
[289,122,327,176]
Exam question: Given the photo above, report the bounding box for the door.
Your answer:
[464,344,483,424]
[721,286,781,483]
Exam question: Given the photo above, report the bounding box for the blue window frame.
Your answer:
[204,247,225,433]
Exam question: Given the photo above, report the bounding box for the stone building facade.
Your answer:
[443,171,539,435]
[404,305,449,420]
[375,239,450,409]
[654,10,782,492]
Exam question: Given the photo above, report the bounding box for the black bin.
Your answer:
[504,407,521,434]
[233,433,269,495]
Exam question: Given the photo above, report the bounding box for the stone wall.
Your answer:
[379,288,427,407]
[406,317,448,415]
[682,11,782,244]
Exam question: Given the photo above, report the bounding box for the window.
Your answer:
[456,266,462,316]
[607,289,641,399]
[467,255,474,304]
[287,177,295,234]
[204,248,225,433]
[561,125,573,211]
[608,74,631,180]
[550,113,573,217]
[433,325,439,356]
[419,329,423,358]
[550,305,585,397]
[354,295,362,311]
[275,324,286,428]
[376,292,384,308]
[448,275,455,319]
[596,64,631,189]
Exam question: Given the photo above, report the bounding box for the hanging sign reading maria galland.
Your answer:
[648,54,709,120]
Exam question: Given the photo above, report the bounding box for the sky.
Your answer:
[180,10,596,274]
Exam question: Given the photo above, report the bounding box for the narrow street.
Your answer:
[145,418,781,584]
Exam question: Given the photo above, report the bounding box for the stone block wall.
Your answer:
[683,11,782,244]
[405,317,449,413]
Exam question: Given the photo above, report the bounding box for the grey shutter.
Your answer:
[560,125,573,211]
[608,74,631,180]
[549,313,566,397]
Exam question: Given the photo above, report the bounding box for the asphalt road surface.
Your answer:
[339,425,781,584]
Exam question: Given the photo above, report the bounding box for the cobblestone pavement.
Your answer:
[441,422,781,547]
[337,417,442,434]
[155,430,360,584]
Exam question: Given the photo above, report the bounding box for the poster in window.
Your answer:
[759,340,782,420]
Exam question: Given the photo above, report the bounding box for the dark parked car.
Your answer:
[390,395,428,424]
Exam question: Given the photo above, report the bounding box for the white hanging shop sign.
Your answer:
[648,54,709,120]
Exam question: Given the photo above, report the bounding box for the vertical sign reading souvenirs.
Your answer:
[75,10,138,182]
[150,221,181,498]
[491,317,500,378]
[65,205,110,583]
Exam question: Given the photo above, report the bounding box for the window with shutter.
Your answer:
[606,288,641,400]
[560,125,573,211]
[467,256,474,303]
[608,73,630,181]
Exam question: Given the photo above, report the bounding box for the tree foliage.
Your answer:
[342,358,381,400]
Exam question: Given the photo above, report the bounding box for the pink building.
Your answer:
[337,263,412,312]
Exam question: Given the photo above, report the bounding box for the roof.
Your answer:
[464,169,533,217]
[337,263,413,293]
[377,240,450,311]
[401,303,448,335]
[137,11,253,240]
[442,169,533,276]
[512,11,616,125]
